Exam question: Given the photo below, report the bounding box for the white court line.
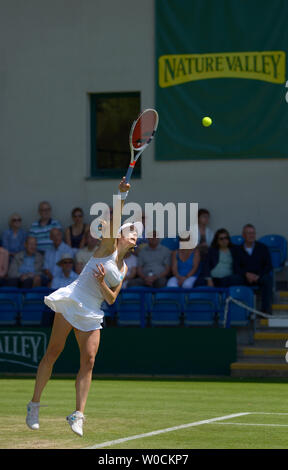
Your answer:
[85,413,250,449]
[249,412,288,415]
[216,422,288,427]
[215,412,288,427]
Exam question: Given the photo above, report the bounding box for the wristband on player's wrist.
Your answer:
[118,190,129,200]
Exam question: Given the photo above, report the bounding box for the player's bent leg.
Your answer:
[74,329,100,412]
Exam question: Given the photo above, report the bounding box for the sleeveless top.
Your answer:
[70,249,126,308]
[69,224,86,248]
[176,251,195,276]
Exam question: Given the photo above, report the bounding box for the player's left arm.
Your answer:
[93,264,128,305]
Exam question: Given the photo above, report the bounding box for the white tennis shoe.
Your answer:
[66,411,85,437]
[26,401,41,430]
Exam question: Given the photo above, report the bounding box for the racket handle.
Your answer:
[125,164,134,184]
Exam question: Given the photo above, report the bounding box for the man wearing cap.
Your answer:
[43,228,74,283]
[51,253,78,290]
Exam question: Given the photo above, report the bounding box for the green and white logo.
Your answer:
[0,330,47,369]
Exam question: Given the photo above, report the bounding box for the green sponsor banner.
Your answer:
[155,0,288,160]
[0,328,79,374]
[0,329,48,371]
[0,327,236,376]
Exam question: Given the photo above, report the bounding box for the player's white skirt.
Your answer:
[44,284,104,332]
[44,250,126,332]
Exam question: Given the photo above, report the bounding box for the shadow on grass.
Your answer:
[2,374,288,385]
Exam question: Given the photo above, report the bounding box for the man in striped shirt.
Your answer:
[29,201,62,253]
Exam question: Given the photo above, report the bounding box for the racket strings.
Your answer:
[131,109,158,151]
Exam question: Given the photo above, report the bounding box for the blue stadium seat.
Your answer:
[150,292,183,326]
[230,235,244,246]
[220,285,254,327]
[116,291,149,327]
[0,291,22,325]
[258,234,287,269]
[183,291,219,326]
[21,291,50,326]
[160,238,179,251]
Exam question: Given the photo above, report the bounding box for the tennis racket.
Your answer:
[125,108,159,183]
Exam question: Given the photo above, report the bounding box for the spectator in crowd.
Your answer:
[122,250,138,288]
[167,233,201,288]
[2,213,27,257]
[203,229,239,287]
[7,236,43,288]
[234,224,273,314]
[29,201,62,253]
[135,213,148,254]
[128,231,171,288]
[0,247,9,286]
[197,208,214,260]
[65,207,89,252]
[108,205,114,221]
[75,231,100,274]
[43,228,74,283]
[51,253,78,290]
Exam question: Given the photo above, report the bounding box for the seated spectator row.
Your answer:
[0,203,286,317]
[1,204,89,255]
[128,226,276,315]
[0,230,98,290]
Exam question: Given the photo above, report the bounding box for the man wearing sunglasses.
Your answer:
[2,213,27,257]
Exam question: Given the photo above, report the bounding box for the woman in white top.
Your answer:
[26,177,142,437]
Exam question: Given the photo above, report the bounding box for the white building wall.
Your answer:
[0,0,287,240]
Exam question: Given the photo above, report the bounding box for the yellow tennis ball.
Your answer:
[202,116,212,127]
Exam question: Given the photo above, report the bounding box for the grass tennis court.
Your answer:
[2,377,288,449]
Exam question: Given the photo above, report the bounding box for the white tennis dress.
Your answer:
[44,250,126,331]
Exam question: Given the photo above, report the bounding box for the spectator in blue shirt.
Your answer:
[43,228,74,284]
[51,253,78,290]
[7,236,43,288]
[29,201,62,253]
[167,232,201,288]
[2,213,27,257]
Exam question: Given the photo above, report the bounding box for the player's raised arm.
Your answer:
[110,176,130,238]
[93,177,130,254]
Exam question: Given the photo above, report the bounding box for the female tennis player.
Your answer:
[26,177,142,437]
